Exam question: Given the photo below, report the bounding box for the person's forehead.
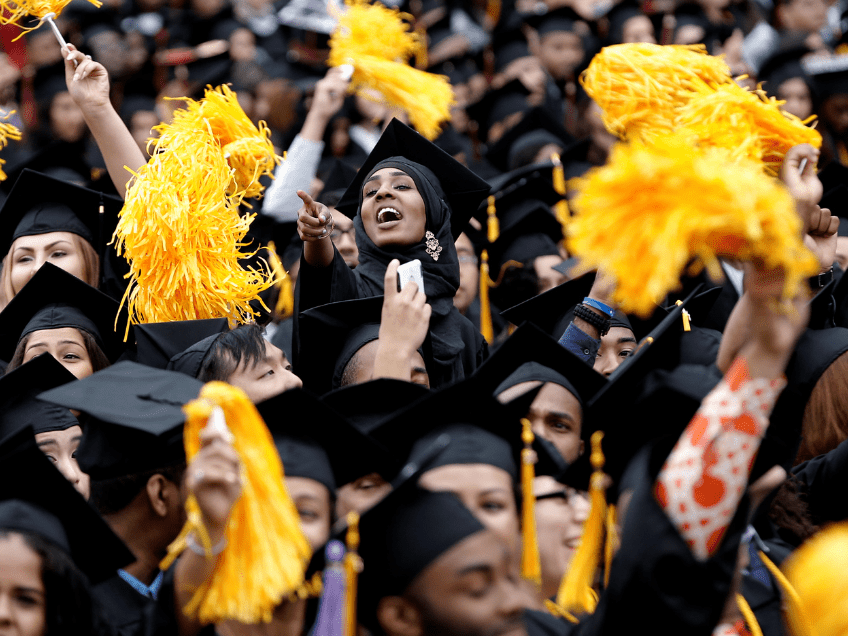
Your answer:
[533,381,581,412]
[421,529,505,581]
[365,168,411,184]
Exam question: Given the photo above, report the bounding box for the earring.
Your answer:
[424,231,442,261]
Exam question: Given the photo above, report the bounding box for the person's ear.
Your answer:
[578,439,585,457]
[146,474,178,518]
[377,596,423,636]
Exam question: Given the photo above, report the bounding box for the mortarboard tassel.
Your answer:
[161,383,312,624]
[479,250,494,343]
[736,594,765,636]
[328,0,454,140]
[556,431,607,616]
[0,0,101,42]
[267,241,294,320]
[550,153,570,244]
[485,0,500,26]
[765,546,819,636]
[603,505,618,588]
[0,115,22,182]
[344,512,362,636]
[487,195,499,243]
[114,85,280,335]
[567,133,819,317]
[520,418,542,587]
[312,541,346,636]
[674,300,691,331]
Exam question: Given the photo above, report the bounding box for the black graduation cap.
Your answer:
[485,107,575,173]
[474,322,607,407]
[0,145,91,194]
[321,378,430,434]
[0,262,125,364]
[524,7,582,38]
[758,45,813,97]
[803,55,848,100]
[0,168,121,259]
[317,159,360,204]
[257,387,398,490]
[0,427,135,584]
[134,318,230,370]
[606,1,652,44]
[296,295,385,395]
[32,63,68,108]
[500,270,595,338]
[491,23,532,73]
[465,80,533,144]
[335,119,491,240]
[38,361,204,480]
[370,376,565,480]
[0,354,78,438]
[817,162,848,236]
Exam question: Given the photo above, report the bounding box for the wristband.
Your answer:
[574,304,610,336]
[808,267,834,290]
[186,532,228,557]
[582,297,615,318]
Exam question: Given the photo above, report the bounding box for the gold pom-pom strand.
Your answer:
[566,134,820,317]
[329,0,454,139]
[0,0,101,39]
[162,383,312,624]
[675,82,821,176]
[0,114,22,182]
[580,43,732,141]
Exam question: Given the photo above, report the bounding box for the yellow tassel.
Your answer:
[603,504,618,588]
[114,85,281,335]
[674,300,692,331]
[0,0,101,36]
[344,512,362,636]
[580,43,732,141]
[266,241,294,320]
[520,418,541,587]
[328,0,454,140]
[0,115,22,182]
[767,545,825,636]
[160,383,312,624]
[487,195,499,243]
[544,599,579,624]
[485,0,500,25]
[479,250,493,343]
[567,133,819,317]
[736,594,765,636]
[556,431,608,615]
[551,153,570,246]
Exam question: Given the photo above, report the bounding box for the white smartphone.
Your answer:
[397,259,425,294]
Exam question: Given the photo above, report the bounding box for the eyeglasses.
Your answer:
[330,227,355,240]
[458,254,478,265]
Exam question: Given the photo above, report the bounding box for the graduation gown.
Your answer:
[93,575,154,636]
[793,436,848,525]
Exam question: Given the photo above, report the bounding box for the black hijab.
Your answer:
[353,157,466,362]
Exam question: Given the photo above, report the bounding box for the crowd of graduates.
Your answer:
[2,0,848,635]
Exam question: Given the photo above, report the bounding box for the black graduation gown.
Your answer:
[92,575,153,636]
[793,436,848,525]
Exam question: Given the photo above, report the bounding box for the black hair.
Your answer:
[89,463,186,516]
[0,530,113,636]
[198,323,267,382]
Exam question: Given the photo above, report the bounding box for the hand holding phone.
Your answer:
[397,259,425,294]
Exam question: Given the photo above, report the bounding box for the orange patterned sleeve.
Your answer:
[654,357,786,561]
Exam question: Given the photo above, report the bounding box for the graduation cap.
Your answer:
[491,23,532,74]
[316,158,359,205]
[296,295,385,395]
[524,7,582,38]
[0,354,78,438]
[817,162,848,237]
[321,378,430,434]
[38,361,204,480]
[0,168,122,263]
[500,270,595,338]
[758,45,813,97]
[335,119,491,240]
[0,262,124,364]
[32,63,68,108]
[134,318,230,370]
[803,55,848,100]
[606,1,652,44]
[0,427,135,584]
[465,80,533,145]
[485,107,575,173]
[257,387,398,490]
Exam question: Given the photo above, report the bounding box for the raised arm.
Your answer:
[61,45,146,199]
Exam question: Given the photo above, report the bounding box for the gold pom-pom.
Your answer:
[0,0,101,36]
[329,0,454,140]
[567,134,819,317]
[114,85,281,334]
[580,43,732,141]
[162,382,312,625]
[0,114,22,182]
[675,82,821,176]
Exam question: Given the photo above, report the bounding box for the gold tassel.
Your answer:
[551,153,570,244]
[764,547,821,636]
[479,250,493,343]
[0,115,22,182]
[160,383,312,624]
[520,418,542,586]
[114,85,281,335]
[485,0,500,26]
[344,512,362,636]
[487,195,499,243]
[0,0,101,37]
[567,133,820,317]
[674,300,692,331]
[266,241,294,320]
[603,504,618,588]
[736,594,765,636]
[556,431,608,615]
[328,0,454,140]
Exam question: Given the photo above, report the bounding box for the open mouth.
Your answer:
[377,207,403,224]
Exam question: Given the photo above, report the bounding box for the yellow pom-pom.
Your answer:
[0,0,101,35]
[162,382,312,625]
[114,85,280,333]
[567,134,819,317]
[580,43,732,141]
[0,114,22,182]
[675,82,821,176]
[329,0,454,140]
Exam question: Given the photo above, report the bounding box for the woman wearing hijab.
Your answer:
[295,119,490,388]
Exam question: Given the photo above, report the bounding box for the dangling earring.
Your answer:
[424,231,442,261]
